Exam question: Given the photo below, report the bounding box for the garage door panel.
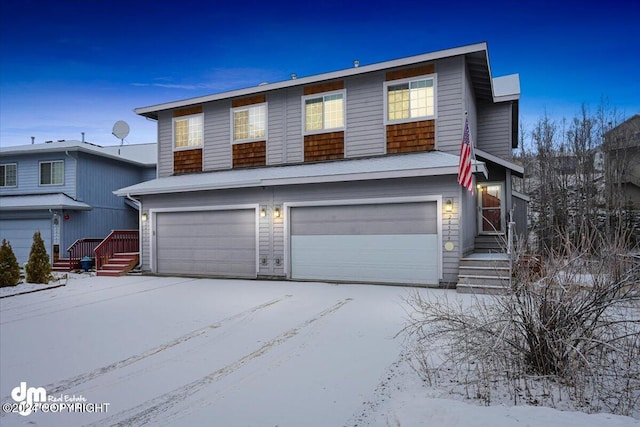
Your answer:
[0,219,52,265]
[155,209,256,277]
[291,235,438,284]
[290,202,439,285]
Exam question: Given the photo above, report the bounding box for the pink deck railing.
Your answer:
[67,238,103,270]
[94,230,139,270]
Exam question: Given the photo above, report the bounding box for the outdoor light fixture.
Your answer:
[260,207,267,217]
[141,212,148,222]
[274,207,281,218]
[445,200,453,213]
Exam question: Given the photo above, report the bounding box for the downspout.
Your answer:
[126,193,143,269]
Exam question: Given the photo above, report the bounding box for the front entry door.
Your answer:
[478,183,504,234]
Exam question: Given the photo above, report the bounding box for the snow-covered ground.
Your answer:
[0,275,637,426]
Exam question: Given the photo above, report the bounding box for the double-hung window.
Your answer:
[40,160,64,185]
[173,114,203,149]
[385,75,436,123]
[0,163,17,187]
[232,104,267,143]
[303,91,345,133]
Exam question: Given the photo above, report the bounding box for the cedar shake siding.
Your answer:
[387,120,435,154]
[173,106,203,117]
[233,141,267,168]
[386,64,435,81]
[303,80,344,95]
[173,148,203,174]
[232,94,266,108]
[304,132,344,162]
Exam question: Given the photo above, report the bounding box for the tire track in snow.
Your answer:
[89,298,353,427]
[0,278,198,325]
[0,295,291,408]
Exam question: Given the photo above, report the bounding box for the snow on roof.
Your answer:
[0,140,157,166]
[0,193,92,211]
[115,151,487,196]
[492,74,520,102]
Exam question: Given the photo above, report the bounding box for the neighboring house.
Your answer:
[0,140,156,265]
[603,114,640,208]
[115,42,524,288]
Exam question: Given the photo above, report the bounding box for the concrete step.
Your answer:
[456,283,509,295]
[459,258,510,268]
[458,265,510,276]
[457,274,510,287]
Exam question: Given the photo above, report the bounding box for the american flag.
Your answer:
[457,118,474,194]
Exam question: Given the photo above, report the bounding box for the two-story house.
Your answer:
[115,42,525,288]
[0,140,156,265]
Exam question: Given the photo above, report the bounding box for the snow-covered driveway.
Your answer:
[0,275,412,426]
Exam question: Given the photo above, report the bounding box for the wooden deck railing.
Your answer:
[67,238,103,270]
[94,230,139,270]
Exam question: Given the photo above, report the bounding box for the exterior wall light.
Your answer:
[445,200,453,213]
[141,212,148,222]
[260,207,267,217]
[274,207,281,218]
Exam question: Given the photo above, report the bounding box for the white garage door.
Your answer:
[290,202,439,285]
[0,218,52,265]
[155,209,256,278]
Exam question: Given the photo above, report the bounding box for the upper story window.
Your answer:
[173,114,203,150]
[40,160,64,186]
[0,163,17,187]
[303,90,345,134]
[232,103,267,143]
[384,75,436,123]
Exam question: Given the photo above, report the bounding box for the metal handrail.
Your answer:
[94,230,139,270]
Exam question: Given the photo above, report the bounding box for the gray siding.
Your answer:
[460,186,477,255]
[139,176,461,284]
[157,110,173,178]
[203,101,232,170]
[436,56,464,154]
[477,101,513,160]
[0,152,77,198]
[464,60,478,145]
[344,72,385,158]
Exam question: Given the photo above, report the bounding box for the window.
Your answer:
[232,104,266,143]
[173,114,203,149]
[303,91,345,133]
[40,161,64,185]
[385,76,436,123]
[0,163,17,187]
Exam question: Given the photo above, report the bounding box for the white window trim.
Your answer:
[0,163,17,187]
[383,74,437,125]
[301,89,346,136]
[172,113,204,151]
[230,102,268,145]
[39,160,64,186]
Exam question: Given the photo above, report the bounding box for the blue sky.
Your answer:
[1,0,638,147]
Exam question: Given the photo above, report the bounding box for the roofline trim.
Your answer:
[134,42,489,118]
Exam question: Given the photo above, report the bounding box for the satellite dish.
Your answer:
[112,120,130,145]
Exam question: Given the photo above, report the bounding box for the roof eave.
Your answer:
[134,42,489,117]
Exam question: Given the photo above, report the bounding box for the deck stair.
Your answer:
[457,253,511,294]
[96,252,139,277]
[52,258,72,272]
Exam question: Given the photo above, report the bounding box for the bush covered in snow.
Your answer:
[25,231,52,284]
[0,239,21,287]
[403,236,640,417]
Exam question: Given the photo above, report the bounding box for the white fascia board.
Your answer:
[512,190,530,202]
[114,161,488,197]
[475,148,524,176]
[135,43,488,117]
[493,74,520,102]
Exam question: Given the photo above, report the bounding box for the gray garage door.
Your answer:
[155,209,256,277]
[0,218,52,266]
[290,202,439,285]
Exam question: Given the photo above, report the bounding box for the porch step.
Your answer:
[52,258,72,272]
[457,254,511,293]
[96,252,139,277]
[474,235,505,253]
